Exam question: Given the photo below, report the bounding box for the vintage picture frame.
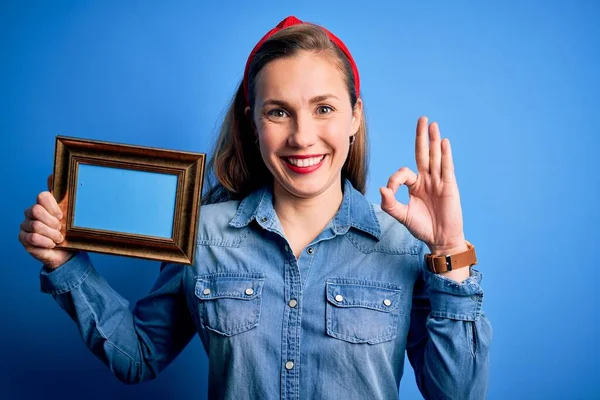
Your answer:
[52,136,206,265]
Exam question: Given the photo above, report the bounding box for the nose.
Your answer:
[287,112,317,148]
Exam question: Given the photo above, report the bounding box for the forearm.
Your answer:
[40,252,192,383]
[417,314,491,398]
[408,269,492,399]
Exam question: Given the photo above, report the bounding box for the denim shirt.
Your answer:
[40,180,491,399]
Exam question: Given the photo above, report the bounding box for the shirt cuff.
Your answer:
[39,252,94,295]
[426,268,484,321]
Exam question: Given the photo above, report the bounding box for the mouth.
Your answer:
[282,155,326,174]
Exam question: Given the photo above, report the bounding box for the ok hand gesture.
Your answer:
[380,117,467,257]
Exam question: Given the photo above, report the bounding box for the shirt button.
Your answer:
[335,294,343,302]
[288,299,297,308]
[245,288,254,296]
[285,361,294,370]
[306,247,314,255]
[202,288,211,295]
[383,299,392,307]
[260,217,268,223]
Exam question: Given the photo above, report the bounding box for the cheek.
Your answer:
[322,119,352,148]
[258,125,285,156]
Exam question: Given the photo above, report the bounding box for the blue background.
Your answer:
[2,1,599,399]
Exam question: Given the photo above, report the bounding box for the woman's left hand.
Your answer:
[380,116,467,256]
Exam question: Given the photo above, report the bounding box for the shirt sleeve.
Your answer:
[39,251,196,384]
[406,241,492,399]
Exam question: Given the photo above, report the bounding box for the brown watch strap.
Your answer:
[425,241,477,274]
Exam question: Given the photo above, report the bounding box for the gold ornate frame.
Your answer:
[52,136,205,265]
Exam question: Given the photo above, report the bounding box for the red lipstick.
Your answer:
[283,155,326,174]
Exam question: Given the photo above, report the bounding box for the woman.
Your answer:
[19,16,491,399]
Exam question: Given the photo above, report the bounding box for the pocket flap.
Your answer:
[326,279,402,312]
[195,273,265,301]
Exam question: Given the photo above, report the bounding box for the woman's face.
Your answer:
[250,51,362,201]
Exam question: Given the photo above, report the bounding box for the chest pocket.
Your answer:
[195,273,265,336]
[326,279,404,344]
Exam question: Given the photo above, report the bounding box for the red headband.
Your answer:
[242,16,360,106]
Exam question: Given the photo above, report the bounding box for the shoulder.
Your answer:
[364,203,424,256]
[199,200,240,224]
[197,200,247,246]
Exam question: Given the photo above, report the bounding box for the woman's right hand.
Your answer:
[19,188,75,270]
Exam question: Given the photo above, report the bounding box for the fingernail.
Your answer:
[57,213,63,220]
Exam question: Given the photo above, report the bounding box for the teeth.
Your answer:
[287,156,324,167]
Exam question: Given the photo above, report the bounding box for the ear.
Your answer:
[350,98,363,136]
[245,106,258,135]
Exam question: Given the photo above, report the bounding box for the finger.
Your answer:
[380,187,409,225]
[429,122,442,179]
[415,116,430,173]
[20,219,64,243]
[37,191,63,220]
[25,203,61,230]
[441,138,456,183]
[386,167,418,193]
[19,230,57,249]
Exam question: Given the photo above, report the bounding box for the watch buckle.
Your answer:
[445,255,453,272]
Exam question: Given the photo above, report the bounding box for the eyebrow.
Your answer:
[261,94,340,108]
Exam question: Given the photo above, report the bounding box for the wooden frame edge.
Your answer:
[52,136,206,265]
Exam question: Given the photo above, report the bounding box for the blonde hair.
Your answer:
[203,23,368,204]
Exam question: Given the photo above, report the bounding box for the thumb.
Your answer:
[380,187,409,225]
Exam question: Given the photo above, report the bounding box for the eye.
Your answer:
[266,109,288,119]
[316,105,333,115]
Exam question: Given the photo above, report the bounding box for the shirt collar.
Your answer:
[229,179,382,240]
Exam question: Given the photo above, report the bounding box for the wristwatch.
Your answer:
[425,241,478,274]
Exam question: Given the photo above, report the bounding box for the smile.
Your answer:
[283,155,326,174]
[285,155,325,167]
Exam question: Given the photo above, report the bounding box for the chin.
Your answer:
[277,175,340,200]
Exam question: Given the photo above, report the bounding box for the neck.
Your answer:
[273,179,344,257]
